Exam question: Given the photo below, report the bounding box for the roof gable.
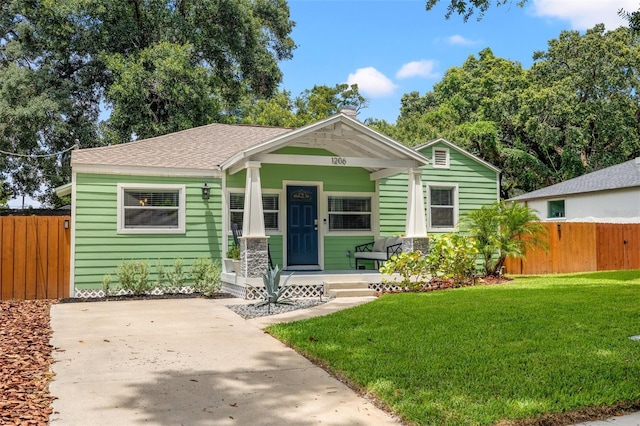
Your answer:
[510,157,640,201]
[413,138,501,173]
[221,113,429,172]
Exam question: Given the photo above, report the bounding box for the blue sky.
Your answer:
[279,0,636,123]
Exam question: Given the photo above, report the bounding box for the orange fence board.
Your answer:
[0,216,70,300]
[623,224,640,270]
[597,224,624,271]
[12,217,27,300]
[506,222,640,275]
[2,219,15,300]
[25,217,38,300]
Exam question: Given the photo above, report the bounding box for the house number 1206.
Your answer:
[331,157,347,165]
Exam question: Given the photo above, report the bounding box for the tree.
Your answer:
[425,0,528,21]
[520,25,640,181]
[376,26,640,198]
[294,83,368,124]
[0,0,295,205]
[462,201,546,276]
[240,84,368,128]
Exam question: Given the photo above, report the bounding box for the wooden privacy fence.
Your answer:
[504,222,640,275]
[1,216,70,300]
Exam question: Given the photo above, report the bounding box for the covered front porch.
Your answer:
[220,111,431,298]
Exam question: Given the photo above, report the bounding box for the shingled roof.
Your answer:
[510,157,640,201]
[71,123,293,170]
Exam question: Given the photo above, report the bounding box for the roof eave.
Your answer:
[54,182,72,197]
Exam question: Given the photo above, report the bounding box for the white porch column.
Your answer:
[242,162,265,237]
[405,168,427,237]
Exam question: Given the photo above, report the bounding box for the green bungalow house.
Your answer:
[57,110,499,298]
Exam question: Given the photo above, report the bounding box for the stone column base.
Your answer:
[239,236,269,278]
[401,237,430,254]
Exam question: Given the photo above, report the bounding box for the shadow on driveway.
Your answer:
[49,298,396,425]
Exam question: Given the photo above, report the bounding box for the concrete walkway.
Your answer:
[574,413,640,426]
[49,297,396,425]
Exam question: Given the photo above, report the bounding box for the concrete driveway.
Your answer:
[49,298,397,425]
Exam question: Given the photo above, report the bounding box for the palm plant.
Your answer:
[463,201,547,276]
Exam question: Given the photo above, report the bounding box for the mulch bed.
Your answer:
[0,299,56,425]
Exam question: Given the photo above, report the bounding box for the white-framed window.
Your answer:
[427,183,458,231]
[117,184,186,234]
[327,195,372,231]
[547,199,565,218]
[432,147,450,169]
[229,191,280,231]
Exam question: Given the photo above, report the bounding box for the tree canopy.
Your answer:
[239,84,368,128]
[1,0,295,205]
[370,25,640,199]
[425,0,528,21]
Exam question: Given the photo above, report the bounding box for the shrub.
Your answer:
[102,274,116,296]
[190,257,222,296]
[426,234,478,287]
[116,260,152,295]
[154,261,167,289]
[379,250,430,291]
[166,258,185,288]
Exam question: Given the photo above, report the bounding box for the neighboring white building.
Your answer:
[510,157,640,223]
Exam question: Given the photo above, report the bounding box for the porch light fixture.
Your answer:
[201,183,210,201]
[64,219,69,229]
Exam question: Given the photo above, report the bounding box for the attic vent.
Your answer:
[433,147,450,169]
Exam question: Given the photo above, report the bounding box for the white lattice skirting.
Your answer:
[76,282,390,299]
[74,286,195,299]
[221,283,324,300]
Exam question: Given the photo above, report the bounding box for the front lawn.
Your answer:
[267,271,640,425]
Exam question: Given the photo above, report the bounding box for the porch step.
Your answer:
[324,281,376,298]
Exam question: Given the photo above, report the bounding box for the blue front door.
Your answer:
[287,185,319,268]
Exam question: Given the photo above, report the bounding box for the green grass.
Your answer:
[267,270,640,425]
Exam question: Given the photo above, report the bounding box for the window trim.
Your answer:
[325,192,375,236]
[432,147,450,169]
[547,198,566,219]
[426,183,459,232]
[117,183,186,234]
[227,188,282,234]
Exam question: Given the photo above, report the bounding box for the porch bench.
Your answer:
[354,237,403,270]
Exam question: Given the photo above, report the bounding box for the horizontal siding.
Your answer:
[74,173,223,290]
[268,235,284,268]
[379,142,499,235]
[324,236,375,270]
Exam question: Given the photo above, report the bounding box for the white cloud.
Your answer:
[531,0,636,30]
[396,60,439,79]
[446,35,479,46]
[346,67,397,98]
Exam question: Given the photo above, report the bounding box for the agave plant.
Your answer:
[254,265,294,307]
